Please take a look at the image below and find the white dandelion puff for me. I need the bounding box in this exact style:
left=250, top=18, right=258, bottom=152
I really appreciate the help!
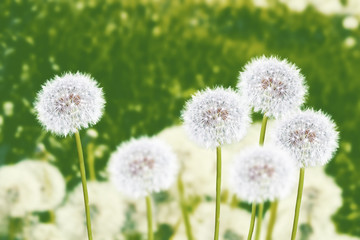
left=56, top=182, right=125, bottom=240
left=238, top=56, right=307, bottom=118
left=181, top=87, right=251, bottom=148
left=0, top=165, right=42, bottom=217
left=274, top=109, right=339, bottom=168
left=108, top=137, right=179, bottom=198
left=34, top=72, right=105, bottom=136
left=229, top=145, right=297, bottom=203
left=16, top=160, right=66, bottom=211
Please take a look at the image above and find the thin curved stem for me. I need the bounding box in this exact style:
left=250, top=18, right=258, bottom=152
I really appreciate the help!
left=74, top=131, right=93, bottom=240
left=265, top=200, right=279, bottom=240
left=146, top=195, right=154, bottom=240
left=214, top=146, right=222, bottom=240
left=291, top=168, right=305, bottom=240
left=255, top=202, right=264, bottom=240
left=178, top=174, right=194, bottom=240
left=247, top=203, right=257, bottom=240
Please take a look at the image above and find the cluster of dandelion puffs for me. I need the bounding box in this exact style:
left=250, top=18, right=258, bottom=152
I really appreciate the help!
left=0, top=55, right=341, bottom=240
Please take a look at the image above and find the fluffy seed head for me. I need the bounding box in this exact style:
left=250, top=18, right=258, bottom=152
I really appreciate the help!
left=274, top=109, right=339, bottom=168
left=108, top=137, right=179, bottom=198
left=229, top=145, right=296, bottom=203
left=34, top=72, right=105, bottom=136
left=181, top=87, right=251, bottom=148
left=238, top=56, right=307, bottom=118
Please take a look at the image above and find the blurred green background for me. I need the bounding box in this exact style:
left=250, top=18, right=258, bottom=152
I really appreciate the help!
left=0, top=0, right=359, bottom=238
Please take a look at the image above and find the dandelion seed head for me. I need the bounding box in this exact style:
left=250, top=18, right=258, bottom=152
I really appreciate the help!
left=25, top=224, right=65, bottom=240
left=108, top=137, right=178, bottom=198
left=34, top=72, right=105, bottom=136
left=229, top=145, right=296, bottom=203
left=274, top=109, right=339, bottom=167
left=181, top=87, right=251, bottom=148
left=238, top=56, right=307, bottom=118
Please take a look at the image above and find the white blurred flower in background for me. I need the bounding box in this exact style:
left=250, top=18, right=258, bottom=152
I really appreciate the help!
left=24, top=223, right=65, bottom=240
left=0, top=165, right=42, bottom=217
left=265, top=167, right=359, bottom=240
left=17, top=160, right=66, bottom=211
left=56, top=182, right=125, bottom=240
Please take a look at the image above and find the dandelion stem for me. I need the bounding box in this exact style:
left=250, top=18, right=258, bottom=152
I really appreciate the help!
left=214, top=146, right=222, bottom=240
left=259, top=116, right=268, bottom=146
left=247, top=203, right=257, bottom=240
left=86, top=143, right=96, bottom=181
left=8, top=217, right=16, bottom=240
left=178, top=174, right=194, bottom=240
left=255, top=202, right=264, bottom=240
left=74, top=131, right=93, bottom=240
left=146, top=195, right=154, bottom=240
left=291, top=168, right=305, bottom=240
left=265, top=200, right=279, bottom=240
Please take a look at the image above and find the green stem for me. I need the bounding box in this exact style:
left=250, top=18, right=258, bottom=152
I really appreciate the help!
left=291, top=168, right=305, bottom=240
left=86, top=143, right=96, bottom=181
left=74, top=131, right=93, bottom=240
left=247, top=203, right=257, bottom=240
left=259, top=116, right=268, bottom=146
left=255, top=203, right=264, bottom=240
left=178, top=174, right=194, bottom=240
left=214, top=146, right=222, bottom=240
left=8, top=217, right=16, bottom=240
left=265, top=200, right=279, bottom=240
left=146, top=195, right=154, bottom=240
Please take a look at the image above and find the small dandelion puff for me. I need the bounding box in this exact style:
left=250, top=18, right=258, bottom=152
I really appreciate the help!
left=34, top=72, right=105, bottom=136
left=229, top=145, right=296, bottom=203
left=0, top=165, right=42, bottom=217
left=16, top=160, right=66, bottom=211
left=238, top=56, right=307, bottom=118
left=181, top=87, right=251, bottom=148
left=274, top=109, right=339, bottom=168
left=108, top=137, right=179, bottom=198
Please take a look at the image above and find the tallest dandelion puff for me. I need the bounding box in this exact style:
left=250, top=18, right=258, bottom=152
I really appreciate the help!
left=182, top=87, right=251, bottom=240
left=34, top=72, right=105, bottom=240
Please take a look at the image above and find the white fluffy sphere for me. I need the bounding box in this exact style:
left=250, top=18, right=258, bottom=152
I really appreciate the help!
left=238, top=56, right=307, bottom=118
left=34, top=72, right=105, bottom=136
left=274, top=109, right=339, bottom=168
left=108, top=137, right=179, bottom=198
left=229, top=145, right=296, bottom=203
left=16, top=160, right=66, bottom=211
left=181, top=87, right=251, bottom=148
